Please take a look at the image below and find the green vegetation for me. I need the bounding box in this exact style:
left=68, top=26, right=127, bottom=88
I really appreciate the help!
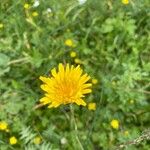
left=0, top=0, right=149, bottom=149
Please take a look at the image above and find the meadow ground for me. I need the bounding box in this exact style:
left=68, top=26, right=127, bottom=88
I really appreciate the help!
left=0, top=0, right=150, bottom=149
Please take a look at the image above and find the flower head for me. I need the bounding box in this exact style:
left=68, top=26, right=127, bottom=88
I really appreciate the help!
left=124, top=130, right=129, bottom=136
left=92, top=79, right=98, bottom=84
left=110, top=119, right=119, bottom=129
left=88, top=102, right=96, bottom=110
left=9, top=136, right=17, bottom=145
left=39, top=63, right=92, bottom=108
left=33, top=136, right=41, bottom=144
left=129, top=99, right=134, bottom=104
left=24, top=3, right=30, bottom=9
left=122, top=0, right=129, bottom=5
left=32, top=11, right=39, bottom=17
left=74, top=58, right=82, bottom=64
left=65, top=39, right=74, bottom=47
left=70, top=51, right=77, bottom=58
left=0, top=23, right=4, bottom=29
left=0, top=121, right=8, bottom=131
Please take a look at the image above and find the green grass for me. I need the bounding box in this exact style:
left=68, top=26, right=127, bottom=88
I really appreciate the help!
left=0, top=0, right=150, bottom=149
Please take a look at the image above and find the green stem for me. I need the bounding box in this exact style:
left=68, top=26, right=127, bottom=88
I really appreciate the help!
left=70, top=104, right=84, bottom=150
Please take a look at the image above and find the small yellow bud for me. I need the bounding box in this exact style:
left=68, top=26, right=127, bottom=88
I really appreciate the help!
left=0, top=121, right=8, bottom=130
left=65, top=39, right=74, bottom=47
left=129, top=100, right=134, bottom=104
left=70, top=51, right=77, bottom=58
left=74, top=58, right=82, bottom=64
left=88, top=103, right=96, bottom=111
left=24, top=3, right=30, bottom=9
left=112, top=81, right=116, bottom=86
left=0, top=23, right=4, bottom=29
left=32, top=11, right=39, bottom=17
left=124, top=130, right=129, bottom=136
left=92, top=79, right=98, bottom=84
left=9, top=136, right=17, bottom=145
left=66, top=29, right=70, bottom=32
left=122, top=0, right=129, bottom=5
left=110, top=119, right=119, bottom=129
left=33, top=136, right=41, bottom=144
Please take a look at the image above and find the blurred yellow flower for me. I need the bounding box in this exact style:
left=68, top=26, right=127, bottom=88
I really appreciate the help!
left=110, top=119, right=119, bottom=129
left=129, top=99, right=134, bottom=104
left=111, top=81, right=116, bottom=86
left=9, top=136, right=17, bottom=145
left=39, top=63, right=92, bottom=108
left=92, top=79, right=98, bottom=84
left=74, top=58, right=82, bottom=64
left=33, top=136, right=41, bottom=144
left=122, top=0, right=129, bottom=5
left=32, top=11, right=39, bottom=17
left=65, top=39, right=74, bottom=47
left=124, top=130, right=129, bottom=136
left=67, top=29, right=70, bottom=32
left=88, top=102, right=96, bottom=110
left=70, top=51, right=77, bottom=58
left=0, top=121, right=8, bottom=130
left=24, top=3, right=30, bottom=9
left=0, top=23, right=4, bottom=29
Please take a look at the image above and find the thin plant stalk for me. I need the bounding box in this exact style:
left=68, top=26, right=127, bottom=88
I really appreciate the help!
left=70, top=104, right=84, bottom=150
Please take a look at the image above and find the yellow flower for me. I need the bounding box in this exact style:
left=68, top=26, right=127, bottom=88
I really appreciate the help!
left=39, top=63, right=92, bottom=108
left=92, top=79, right=98, bottom=84
left=24, top=3, right=30, bottom=9
left=111, top=81, right=116, bottom=86
left=88, top=102, right=96, bottom=110
left=0, top=23, right=4, bottom=29
left=32, top=11, right=39, bottom=17
left=33, top=136, right=41, bottom=144
left=124, top=130, right=129, bottom=136
left=129, top=99, right=134, bottom=104
left=67, top=29, right=70, bottom=32
left=0, top=121, right=8, bottom=130
left=74, top=58, right=82, bottom=64
left=9, top=136, right=17, bottom=145
left=65, top=39, right=74, bottom=47
left=110, top=119, right=119, bottom=129
left=122, top=0, right=129, bottom=5
left=70, top=51, right=77, bottom=58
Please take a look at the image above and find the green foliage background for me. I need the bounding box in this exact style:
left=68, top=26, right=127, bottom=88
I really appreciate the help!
left=0, top=0, right=150, bottom=149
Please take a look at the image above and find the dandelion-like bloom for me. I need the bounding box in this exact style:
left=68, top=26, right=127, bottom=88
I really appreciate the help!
left=0, top=23, right=4, bottom=29
left=88, top=102, right=96, bottom=110
left=9, top=136, right=17, bottom=145
left=32, top=11, right=39, bottom=17
left=24, top=3, right=30, bottom=9
left=0, top=121, right=8, bottom=131
left=33, top=136, right=42, bottom=144
left=122, top=0, right=129, bottom=5
left=92, top=79, right=98, bottom=85
left=70, top=51, right=77, bottom=58
left=65, top=39, right=74, bottom=47
left=39, top=63, right=92, bottom=108
left=110, top=119, right=119, bottom=129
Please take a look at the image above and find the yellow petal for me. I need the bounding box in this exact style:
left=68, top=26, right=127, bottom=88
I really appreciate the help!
left=79, top=74, right=91, bottom=85
left=39, top=76, right=52, bottom=85
left=51, top=68, right=57, bottom=77
left=40, top=97, right=51, bottom=104
left=82, top=89, right=92, bottom=94
left=82, top=83, right=92, bottom=89
left=75, top=99, right=86, bottom=106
